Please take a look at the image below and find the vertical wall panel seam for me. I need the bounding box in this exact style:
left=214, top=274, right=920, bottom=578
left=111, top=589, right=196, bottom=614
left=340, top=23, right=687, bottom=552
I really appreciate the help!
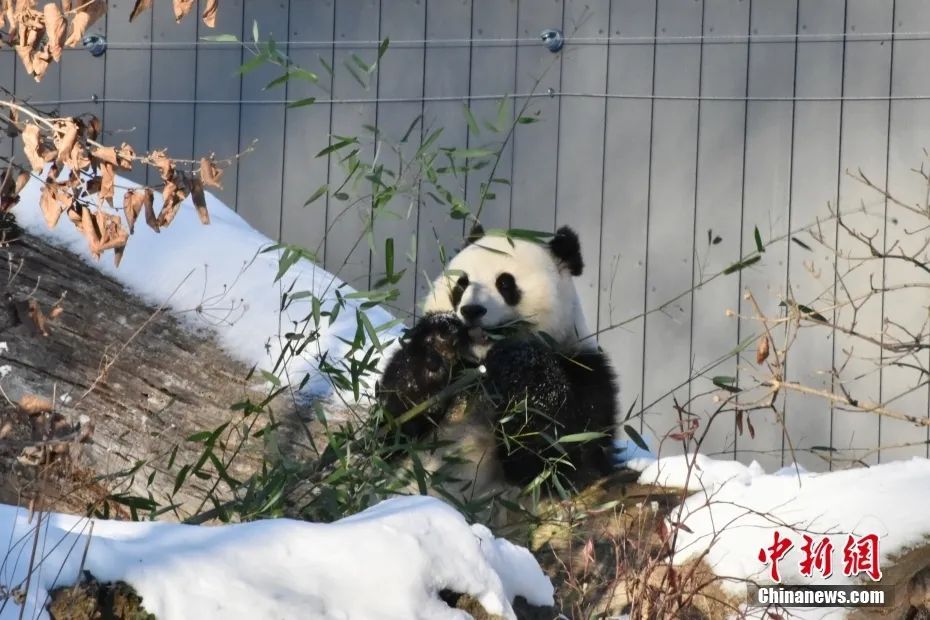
left=411, top=0, right=429, bottom=322
left=234, top=0, right=247, bottom=213
left=594, top=0, right=613, bottom=341
left=463, top=0, right=476, bottom=237
left=551, top=0, right=566, bottom=232
left=507, top=0, right=520, bottom=230
left=191, top=10, right=200, bottom=198
left=367, top=0, right=384, bottom=290
left=638, top=0, right=659, bottom=434
left=323, top=1, right=338, bottom=272
left=781, top=0, right=802, bottom=466
left=144, top=9, right=155, bottom=187
left=276, top=0, right=294, bottom=242
left=100, top=13, right=108, bottom=132
left=686, top=0, right=706, bottom=408
left=877, top=0, right=898, bottom=463
left=829, top=0, right=849, bottom=469
left=733, top=0, right=753, bottom=458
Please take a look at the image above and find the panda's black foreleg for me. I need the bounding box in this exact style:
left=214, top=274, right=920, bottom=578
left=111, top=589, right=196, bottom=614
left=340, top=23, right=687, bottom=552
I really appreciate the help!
left=482, top=339, right=618, bottom=489
left=376, top=312, right=469, bottom=439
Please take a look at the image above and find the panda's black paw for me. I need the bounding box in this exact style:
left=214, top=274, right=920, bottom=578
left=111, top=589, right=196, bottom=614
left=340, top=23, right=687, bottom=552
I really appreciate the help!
left=377, top=312, right=470, bottom=437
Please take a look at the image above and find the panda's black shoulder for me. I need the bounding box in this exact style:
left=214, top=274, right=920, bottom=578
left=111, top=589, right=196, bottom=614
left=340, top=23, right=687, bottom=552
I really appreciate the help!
left=482, top=338, right=618, bottom=486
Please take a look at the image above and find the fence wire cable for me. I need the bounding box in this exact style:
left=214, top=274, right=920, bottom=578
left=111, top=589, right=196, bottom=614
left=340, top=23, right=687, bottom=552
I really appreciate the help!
left=24, top=91, right=930, bottom=107
left=17, top=30, right=930, bottom=49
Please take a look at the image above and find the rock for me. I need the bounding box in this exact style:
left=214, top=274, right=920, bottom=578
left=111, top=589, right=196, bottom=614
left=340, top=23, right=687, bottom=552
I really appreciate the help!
left=47, top=572, right=155, bottom=620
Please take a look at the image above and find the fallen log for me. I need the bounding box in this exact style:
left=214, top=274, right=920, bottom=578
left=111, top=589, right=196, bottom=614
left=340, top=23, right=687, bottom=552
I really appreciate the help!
left=0, top=216, right=281, bottom=518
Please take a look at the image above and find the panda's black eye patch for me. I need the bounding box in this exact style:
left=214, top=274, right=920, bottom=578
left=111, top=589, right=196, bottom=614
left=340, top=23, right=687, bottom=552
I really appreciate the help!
left=496, top=272, right=521, bottom=306
left=450, top=274, right=469, bottom=309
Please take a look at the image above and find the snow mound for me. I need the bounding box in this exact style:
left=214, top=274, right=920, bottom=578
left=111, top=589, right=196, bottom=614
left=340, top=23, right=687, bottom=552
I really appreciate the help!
left=641, top=454, right=930, bottom=599
left=0, top=496, right=552, bottom=620
left=15, top=173, right=403, bottom=399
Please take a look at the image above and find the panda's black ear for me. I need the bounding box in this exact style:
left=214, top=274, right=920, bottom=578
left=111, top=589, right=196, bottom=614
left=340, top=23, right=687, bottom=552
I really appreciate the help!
left=549, top=226, right=584, bottom=276
left=464, top=222, right=485, bottom=247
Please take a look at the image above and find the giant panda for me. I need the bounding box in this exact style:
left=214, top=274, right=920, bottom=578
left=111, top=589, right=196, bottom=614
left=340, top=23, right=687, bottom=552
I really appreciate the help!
left=376, top=224, right=618, bottom=518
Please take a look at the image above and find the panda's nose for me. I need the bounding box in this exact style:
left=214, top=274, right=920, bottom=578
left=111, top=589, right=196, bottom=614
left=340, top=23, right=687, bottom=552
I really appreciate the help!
left=460, top=304, right=487, bottom=323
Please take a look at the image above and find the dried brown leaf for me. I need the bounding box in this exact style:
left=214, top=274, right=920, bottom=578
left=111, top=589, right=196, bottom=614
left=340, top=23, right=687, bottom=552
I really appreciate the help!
left=173, top=0, right=195, bottom=22
left=65, top=0, right=106, bottom=47
left=755, top=335, right=770, bottom=365
left=14, top=170, right=29, bottom=193
left=4, top=107, right=18, bottom=135
left=112, top=244, right=125, bottom=267
left=201, top=0, right=217, bottom=27
left=39, top=182, right=63, bottom=228
left=158, top=180, right=181, bottom=227
left=190, top=177, right=210, bottom=224
left=65, top=205, right=80, bottom=225
left=29, top=47, right=51, bottom=81
left=79, top=204, right=102, bottom=258
left=123, top=189, right=143, bottom=234
left=49, top=306, right=64, bottom=320
left=53, top=120, right=79, bottom=164
left=0, top=167, right=18, bottom=212
left=199, top=156, right=223, bottom=189
left=116, top=142, right=135, bottom=170
left=100, top=227, right=128, bottom=253
left=0, top=195, right=18, bottom=213
left=83, top=115, right=101, bottom=141
left=98, top=160, right=115, bottom=205
left=66, top=142, right=91, bottom=170
left=12, top=7, right=42, bottom=75
left=21, top=124, right=45, bottom=171
left=148, top=149, right=174, bottom=181
left=18, top=394, right=52, bottom=415
left=26, top=298, right=49, bottom=337
left=142, top=187, right=159, bottom=233
left=91, top=145, right=118, bottom=166
left=129, top=0, right=152, bottom=22
left=43, top=2, right=66, bottom=61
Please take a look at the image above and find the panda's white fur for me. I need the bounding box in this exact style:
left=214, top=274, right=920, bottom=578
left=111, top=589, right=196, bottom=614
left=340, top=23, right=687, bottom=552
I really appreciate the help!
left=422, top=234, right=594, bottom=354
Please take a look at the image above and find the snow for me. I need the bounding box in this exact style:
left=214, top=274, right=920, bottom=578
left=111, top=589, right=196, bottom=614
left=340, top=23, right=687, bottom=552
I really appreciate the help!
left=0, top=495, right=552, bottom=620
left=15, top=173, right=403, bottom=399
left=639, top=453, right=930, bottom=617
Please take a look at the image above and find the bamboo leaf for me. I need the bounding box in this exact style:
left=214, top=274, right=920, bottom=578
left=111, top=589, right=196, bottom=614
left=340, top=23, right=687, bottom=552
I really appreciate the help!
left=622, top=425, right=650, bottom=452
left=304, top=184, right=328, bottom=206
left=722, top=255, right=761, bottom=275
left=559, top=431, right=608, bottom=444
left=462, top=104, right=480, bottom=136
left=711, top=375, right=741, bottom=393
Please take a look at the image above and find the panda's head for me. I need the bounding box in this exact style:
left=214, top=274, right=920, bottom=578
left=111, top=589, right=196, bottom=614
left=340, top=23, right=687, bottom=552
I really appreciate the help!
left=423, top=224, right=592, bottom=356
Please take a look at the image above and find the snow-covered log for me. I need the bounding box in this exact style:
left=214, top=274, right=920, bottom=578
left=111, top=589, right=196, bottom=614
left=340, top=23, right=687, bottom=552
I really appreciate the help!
left=0, top=221, right=267, bottom=516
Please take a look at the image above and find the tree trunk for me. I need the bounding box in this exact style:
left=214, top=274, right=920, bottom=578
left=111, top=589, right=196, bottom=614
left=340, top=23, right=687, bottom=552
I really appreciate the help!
left=0, top=219, right=284, bottom=519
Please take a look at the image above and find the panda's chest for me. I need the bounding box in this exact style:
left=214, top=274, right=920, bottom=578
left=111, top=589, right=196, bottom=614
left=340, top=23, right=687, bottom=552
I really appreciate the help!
left=421, top=395, right=508, bottom=500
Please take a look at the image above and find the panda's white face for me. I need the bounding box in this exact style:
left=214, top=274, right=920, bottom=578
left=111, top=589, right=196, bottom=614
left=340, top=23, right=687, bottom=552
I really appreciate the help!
left=422, top=232, right=592, bottom=356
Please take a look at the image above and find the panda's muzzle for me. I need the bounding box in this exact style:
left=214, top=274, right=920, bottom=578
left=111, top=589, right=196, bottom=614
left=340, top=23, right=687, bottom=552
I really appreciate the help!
left=460, top=304, right=487, bottom=323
